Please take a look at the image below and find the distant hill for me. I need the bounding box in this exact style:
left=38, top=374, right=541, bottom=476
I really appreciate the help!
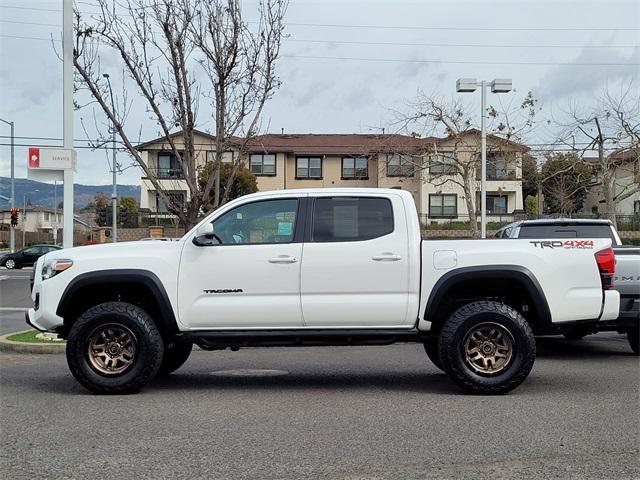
left=0, top=177, right=140, bottom=209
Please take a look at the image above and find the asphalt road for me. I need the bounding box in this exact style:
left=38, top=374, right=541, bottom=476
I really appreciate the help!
left=1, top=334, right=638, bottom=479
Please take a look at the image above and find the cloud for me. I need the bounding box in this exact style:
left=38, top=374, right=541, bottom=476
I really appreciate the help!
left=537, top=46, right=639, bottom=103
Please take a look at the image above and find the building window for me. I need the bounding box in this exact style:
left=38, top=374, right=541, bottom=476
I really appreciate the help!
left=486, top=195, right=508, bottom=214
left=387, top=154, right=415, bottom=177
left=206, top=151, right=235, bottom=164
left=296, top=157, right=322, bottom=179
left=312, top=197, right=394, bottom=242
left=429, top=152, right=457, bottom=175
left=429, top=194, right=457, bottom=217
left=249, top=154, right=276, bottom=176
left=156, top=191, right=185, bottom=213
left=634, top=200, right=640, bottom=215
left=342, top=157, right=368, bottom=179
left=156, top=152, right=183, bottom=178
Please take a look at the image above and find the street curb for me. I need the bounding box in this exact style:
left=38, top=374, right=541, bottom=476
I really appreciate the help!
left=0, top=330, right=66, bottom=354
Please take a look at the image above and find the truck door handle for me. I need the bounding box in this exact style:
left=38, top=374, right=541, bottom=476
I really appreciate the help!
left=268, top=255, right=298, bottom=264
left=372, top=253, right=402, bottom=262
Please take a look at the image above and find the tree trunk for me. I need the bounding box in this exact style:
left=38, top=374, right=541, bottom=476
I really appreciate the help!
left=463, top=172, right=479, bottom=238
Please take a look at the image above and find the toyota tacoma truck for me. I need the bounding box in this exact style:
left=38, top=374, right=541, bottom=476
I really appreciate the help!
left=495, top=219, right=639, bottom=353
left=27, top=189, right=620, bottom=395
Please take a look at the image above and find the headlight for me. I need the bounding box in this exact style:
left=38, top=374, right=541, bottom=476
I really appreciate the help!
left=42, top=259, right=73, bottom=280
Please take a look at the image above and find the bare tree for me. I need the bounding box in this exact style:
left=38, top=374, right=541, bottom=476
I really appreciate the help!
left=73, top=0, right=287, bottom=228
left=555, top=84, right=640, bottom=227
left=392, top=91, right=538, bottom=237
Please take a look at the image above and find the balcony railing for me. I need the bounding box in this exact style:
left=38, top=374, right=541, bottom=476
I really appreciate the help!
left=146, top=167, right=184, bottom=179
left=476, top=168, right=518, bottom=181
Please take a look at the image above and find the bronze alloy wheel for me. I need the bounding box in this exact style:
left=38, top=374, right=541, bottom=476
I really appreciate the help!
left=463, top=322, right=514, bottom=375
left=87, top=324, right=137, bottom=376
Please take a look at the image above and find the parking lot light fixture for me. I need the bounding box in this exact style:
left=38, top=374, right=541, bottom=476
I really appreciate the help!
left=456, top=77, right=513, bottom=238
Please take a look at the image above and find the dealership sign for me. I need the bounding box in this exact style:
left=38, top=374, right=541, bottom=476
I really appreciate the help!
left=28, top=147, right=76, bottom=170
left=27, top=147, right=77, bottom=182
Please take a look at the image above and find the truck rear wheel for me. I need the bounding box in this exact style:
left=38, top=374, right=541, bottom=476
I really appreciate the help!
left=628, top=328, right=639, bottom=355
left=438, top=301, right=536, bottom=395
left=66, top=302, right=164, bottom=394
left=158, top=340, right=193, bottom=375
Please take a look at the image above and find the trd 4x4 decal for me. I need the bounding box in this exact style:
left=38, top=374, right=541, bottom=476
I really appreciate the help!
left=529, top=240, right=594, bottom=249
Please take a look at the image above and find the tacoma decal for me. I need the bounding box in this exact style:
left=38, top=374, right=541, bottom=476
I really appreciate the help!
left=529, top=240, right=594, bottom=249
left=204, top=288, right=244, bottom=294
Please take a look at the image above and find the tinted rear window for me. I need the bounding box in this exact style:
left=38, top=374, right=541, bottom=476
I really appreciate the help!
left=312, top=197, right=394, bottom=242
left=518, top=224, right=615, bottom=241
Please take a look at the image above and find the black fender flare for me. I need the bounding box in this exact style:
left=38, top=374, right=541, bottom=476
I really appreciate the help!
left=423, top=265, right=552, bottom=329
left=56, top=269, right=179, bottom=333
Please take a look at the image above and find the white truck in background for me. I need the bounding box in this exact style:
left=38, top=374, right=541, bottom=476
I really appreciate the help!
left=28, top=189, right=619, bottom=395
left=496, top=219, right=639, bottom=353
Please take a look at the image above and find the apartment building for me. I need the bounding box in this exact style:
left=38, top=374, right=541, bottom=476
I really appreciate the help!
left=420, top=130, right=527, bottom=222
left=136, top=130, right=527, bottom=221
left=582, top=148, right=640, bottom=216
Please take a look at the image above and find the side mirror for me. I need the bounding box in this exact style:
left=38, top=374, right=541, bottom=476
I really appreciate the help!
left=192, top=223, right=218, bottom=246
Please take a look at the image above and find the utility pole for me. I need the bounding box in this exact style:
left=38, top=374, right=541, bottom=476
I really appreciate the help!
left=62, top=0, right=74, bottom=248
left=0, top=118, right=14, bottom=252
left=103, top=73, right=118, bottom=242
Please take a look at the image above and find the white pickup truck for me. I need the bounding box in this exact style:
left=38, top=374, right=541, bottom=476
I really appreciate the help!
left=28, top=189, right=620, bottom=395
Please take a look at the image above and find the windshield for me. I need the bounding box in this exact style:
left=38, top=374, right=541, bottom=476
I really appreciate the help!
left=518, top=224, right=617, bottom=243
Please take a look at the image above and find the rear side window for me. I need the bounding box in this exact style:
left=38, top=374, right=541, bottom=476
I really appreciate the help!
left=518, top=224, right=616, bottom=241
left=312, top=197, right=394, bottom=242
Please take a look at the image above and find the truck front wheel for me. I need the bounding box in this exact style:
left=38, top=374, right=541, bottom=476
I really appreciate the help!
left=158, top=340, right=193, bottom=375
left=423, top=338, right=444, bottom=372
left=438, top=301, right=536, bottom=395
left=66, top=302, right=164, bottom=394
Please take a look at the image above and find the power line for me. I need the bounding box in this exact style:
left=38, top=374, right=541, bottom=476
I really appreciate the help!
left=282, top=54, right=640, bottom=67
left=287, top=38, right=640, bottom=49
left=0, top=19, right=60, bottom=27
left=283, top=21, right=640, bottom=32
left=1, top=5, right=637, bottom=31
left=2, top=34, right=637, bottom=66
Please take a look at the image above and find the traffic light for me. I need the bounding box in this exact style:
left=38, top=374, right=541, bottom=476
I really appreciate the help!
left=10, top=208, right=19, bottom=227
left=97, top=207, right=108, bottom=226
left=119, top=205, right=128, bottom=225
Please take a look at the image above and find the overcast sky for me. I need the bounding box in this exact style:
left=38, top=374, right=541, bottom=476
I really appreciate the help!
left=0, top=0, right=638, bottom=186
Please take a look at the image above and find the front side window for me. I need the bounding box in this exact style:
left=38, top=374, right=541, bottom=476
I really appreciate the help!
left=342, top=157, right=368, bottom=179
left=250, top=154, right=276, bottom=176
left=387, top=154, right=415, bottom=177
left=211, top=199, right=298, bottom=245
left=429, top=194, right=457, bottom=217
left=312, top=197, right=394, bottom=242
left=296, top=157, right=322, bottom=179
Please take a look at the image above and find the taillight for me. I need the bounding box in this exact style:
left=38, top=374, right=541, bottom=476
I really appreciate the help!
left=595, top=247, right=615, bottom=290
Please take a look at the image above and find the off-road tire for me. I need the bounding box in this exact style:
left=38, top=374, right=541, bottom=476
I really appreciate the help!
left=438, top=300, right=536, bottom=395
left=628, top=328, right=639, bottom=356
left=158, top=340, right=193, bottom=375
left=423, top=338, right=444, bottom=372
left=66, top=302, right=164, bottom=394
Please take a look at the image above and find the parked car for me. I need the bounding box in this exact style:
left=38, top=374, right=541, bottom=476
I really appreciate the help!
left=0, top=245, right=62, bottom=269
left=495, top=219, right=639, bottom=354
left=28, top=189, right=619, bottom=395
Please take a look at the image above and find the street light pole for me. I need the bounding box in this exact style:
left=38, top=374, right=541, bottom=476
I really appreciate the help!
left=0, top=117, right=15, bottom=252
left=480, top=80, right=487, bottom=239
left=103, top=73, right=118, bottom=242
left=456, top=78, right=513, bottom=238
